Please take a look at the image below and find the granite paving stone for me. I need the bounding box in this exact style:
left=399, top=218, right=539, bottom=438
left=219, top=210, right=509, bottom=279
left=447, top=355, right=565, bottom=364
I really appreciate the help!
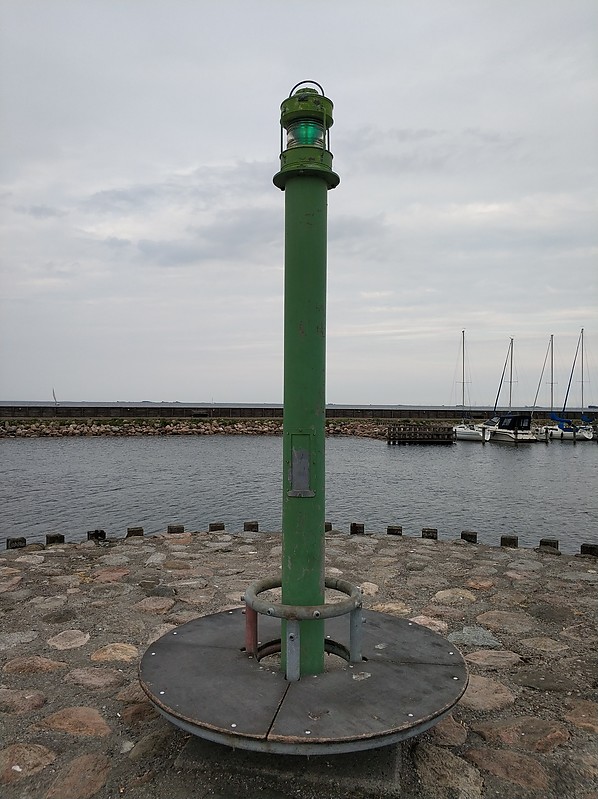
left=432, top=587, right=477, bottom=604
left=2, top=655, right=68, bottom=674
left=472, top=716, right=570, bottom=752
left=428, top=714, right=468, bottom=746
left=370, top=600, right=411, bottom=615
left=409, top=614, right=448, bottom=634
left=465, top=747, right=550, bottom=791
left=34, top=706, right=112, bottom=737
left=448, top=625, right=502, bottom=648
left=128, top=730, right=171, bottom=762
left=414, top=743, right=484, bottom=798
left=0, top=687, right=47, bottom=714
left=0, top=576, right=23, bottom=593
left=89, top=643, right=138, bottom=662
left=45, top=752, right=111, bottom=799
left=92, top=567, right=131, bottom=583
left=65, top=667, right=125, bottom=690
left=459, top=674, right=516, bottom=711
left=511, top=668, right=579, bottom=692
left=46, top=629, right=90, bottom=650
left=132, top=596, right=176, bottom=614
left=0, top=743, right=56, bottom=785
left=475, top=609, right=538, bottom=633
left=564, top=700, right=598, bottom=733
left=520, top=636, right=570, bottom=654
left=464, top=577, right=495, bottom=590
left=464, top=650, right=522, bottom=668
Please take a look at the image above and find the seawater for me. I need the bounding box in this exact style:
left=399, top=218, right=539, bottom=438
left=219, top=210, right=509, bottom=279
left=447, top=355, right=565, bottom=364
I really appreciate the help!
left=1, top=435, right=597, bottom=553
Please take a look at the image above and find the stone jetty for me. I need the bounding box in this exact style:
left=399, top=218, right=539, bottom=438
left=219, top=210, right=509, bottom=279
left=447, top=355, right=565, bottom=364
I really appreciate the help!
left=1, top=530, right=596, bottom=799
left=0, top=418, right=388, bottom=439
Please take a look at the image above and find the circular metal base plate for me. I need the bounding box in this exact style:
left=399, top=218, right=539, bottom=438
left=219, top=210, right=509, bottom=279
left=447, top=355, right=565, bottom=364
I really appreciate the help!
left=139, top=609, right=468, bottom=755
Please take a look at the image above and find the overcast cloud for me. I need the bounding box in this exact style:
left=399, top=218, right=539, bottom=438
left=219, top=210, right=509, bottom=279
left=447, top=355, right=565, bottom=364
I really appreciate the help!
left=1, top=0, right=596, bottom=407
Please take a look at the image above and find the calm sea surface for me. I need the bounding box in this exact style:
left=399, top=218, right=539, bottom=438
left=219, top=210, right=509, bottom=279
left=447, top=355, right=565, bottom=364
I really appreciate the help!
left=1, top=436, right=597, bottom=553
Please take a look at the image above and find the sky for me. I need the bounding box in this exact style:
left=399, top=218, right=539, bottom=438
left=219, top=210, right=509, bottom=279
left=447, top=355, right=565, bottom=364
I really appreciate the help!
left=1, top=0, right=597, bottom=408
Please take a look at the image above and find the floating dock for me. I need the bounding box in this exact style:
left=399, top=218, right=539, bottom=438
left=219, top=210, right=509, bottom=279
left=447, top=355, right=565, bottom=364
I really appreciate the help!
left=387, top=424, right=454, bottom=444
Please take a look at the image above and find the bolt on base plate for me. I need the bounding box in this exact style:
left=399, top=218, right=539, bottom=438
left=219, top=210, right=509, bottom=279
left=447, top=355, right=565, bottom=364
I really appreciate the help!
left=139, top=608, right=468, bottom=755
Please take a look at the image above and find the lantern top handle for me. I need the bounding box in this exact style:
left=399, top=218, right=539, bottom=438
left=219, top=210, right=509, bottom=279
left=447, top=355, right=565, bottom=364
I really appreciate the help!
left=288, top=80, right=325, bottom=98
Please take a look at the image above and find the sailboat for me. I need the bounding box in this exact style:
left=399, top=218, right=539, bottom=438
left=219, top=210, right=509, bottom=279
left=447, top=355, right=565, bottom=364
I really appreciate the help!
left=541, top=329, right=593, bottom=441
left=530, top=334, right=557, bottom=441
left=480, top=338, right=538, bottom=443
left=452, top=331, right=484, bottom=441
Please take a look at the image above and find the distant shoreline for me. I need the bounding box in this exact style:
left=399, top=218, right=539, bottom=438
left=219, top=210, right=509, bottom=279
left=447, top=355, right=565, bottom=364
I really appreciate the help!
left=0, top=402, right=565, bottom=425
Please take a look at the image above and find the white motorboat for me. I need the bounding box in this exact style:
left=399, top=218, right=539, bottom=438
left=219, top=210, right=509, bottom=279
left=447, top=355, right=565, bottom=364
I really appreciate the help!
left=453, top=422, right=485, bottom=441
left=481, top=412, right=539, bottom=443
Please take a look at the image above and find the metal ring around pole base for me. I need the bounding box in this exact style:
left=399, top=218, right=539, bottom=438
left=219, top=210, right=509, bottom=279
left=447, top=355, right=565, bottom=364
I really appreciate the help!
left=244, top=575, right=362, bottom=621
left=244, top=575, right=363, bottom=678
left=139, top=608, right=468, bottom=756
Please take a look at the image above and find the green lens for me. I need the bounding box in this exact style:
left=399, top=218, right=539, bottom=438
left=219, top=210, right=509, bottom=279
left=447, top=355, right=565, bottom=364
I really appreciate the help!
left=287, top=119, right=324, bottom=149
left=294, top=121, right=320, bottom=145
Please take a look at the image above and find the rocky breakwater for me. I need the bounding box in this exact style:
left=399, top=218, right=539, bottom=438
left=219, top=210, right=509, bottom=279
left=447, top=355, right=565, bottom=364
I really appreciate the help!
left=1, top=530, right=597, bottom=798
left=0, top=418, right=388, bottom=439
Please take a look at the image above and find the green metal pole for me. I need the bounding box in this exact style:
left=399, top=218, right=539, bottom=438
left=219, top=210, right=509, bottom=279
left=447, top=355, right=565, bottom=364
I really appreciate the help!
left=281, top=174, right=327, bottom=675
left=274, top=83, right=339, bottom=676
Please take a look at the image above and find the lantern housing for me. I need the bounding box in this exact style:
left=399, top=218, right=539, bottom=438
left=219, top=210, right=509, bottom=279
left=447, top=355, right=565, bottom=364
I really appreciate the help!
left=273, top=81, right=339, bottom=190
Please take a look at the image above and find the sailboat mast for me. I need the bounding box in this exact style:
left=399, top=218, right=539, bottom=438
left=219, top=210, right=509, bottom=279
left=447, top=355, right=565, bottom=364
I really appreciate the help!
left=533, top=335, right=551, bottom=410
left=461, top=329, right=465, bottom=408
left=581, top=328, right=584, bottom=411
left=550, top=334, right=554, bottom=412
left=493, top=339, right=512, bottom=414
left=562, top=328, right=582, bottom=415
left=508, top=338, right=513, bottom=409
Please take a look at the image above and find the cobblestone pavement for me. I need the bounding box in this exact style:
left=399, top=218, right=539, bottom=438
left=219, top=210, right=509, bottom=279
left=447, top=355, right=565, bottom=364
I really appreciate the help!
left=1, top=530, right=597, bottom=798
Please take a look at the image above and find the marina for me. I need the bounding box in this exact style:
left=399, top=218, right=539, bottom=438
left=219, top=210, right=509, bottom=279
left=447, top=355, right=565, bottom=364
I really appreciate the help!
left=452, top=328, right=596, bottom=443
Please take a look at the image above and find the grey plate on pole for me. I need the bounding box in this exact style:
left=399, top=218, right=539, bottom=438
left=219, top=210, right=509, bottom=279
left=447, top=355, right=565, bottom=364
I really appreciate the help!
left=139, top=608, right=468, bottom=755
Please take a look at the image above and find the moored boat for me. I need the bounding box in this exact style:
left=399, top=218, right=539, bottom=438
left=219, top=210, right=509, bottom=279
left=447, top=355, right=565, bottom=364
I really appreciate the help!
left=544, top=422, right=593, bottom=441
left=539, top=329, right=594, bottom=442
left=452, top=330, right=484, bottom=442
left=482, top=339, right=538, bottom=443
left=454, top=422, right=485, bottom=441
left=481, top=412, right=539, bottom=443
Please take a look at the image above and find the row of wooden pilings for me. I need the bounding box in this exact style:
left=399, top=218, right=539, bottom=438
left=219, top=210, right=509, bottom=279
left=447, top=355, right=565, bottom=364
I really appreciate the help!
left=4, top=523, right=597, bottom=557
